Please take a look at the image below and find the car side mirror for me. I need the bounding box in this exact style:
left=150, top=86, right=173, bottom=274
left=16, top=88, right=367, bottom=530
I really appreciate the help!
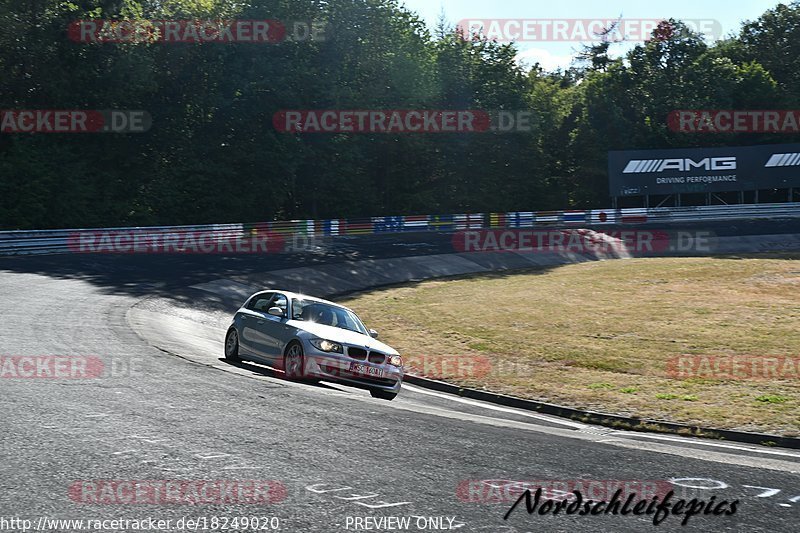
left=267, top=306, right=285, bottom=317
left=369, top=329, right=379, bottom=338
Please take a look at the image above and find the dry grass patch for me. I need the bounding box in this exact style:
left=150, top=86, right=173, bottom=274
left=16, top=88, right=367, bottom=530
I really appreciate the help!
left=341, top=256, right=800, bottom=435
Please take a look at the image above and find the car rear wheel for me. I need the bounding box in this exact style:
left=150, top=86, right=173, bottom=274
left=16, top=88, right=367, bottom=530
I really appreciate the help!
left=370, top=389, right=397, bottom=401
left=224, top=329, right=240, bottom=361
left=283, top=342, right=305, bottom=380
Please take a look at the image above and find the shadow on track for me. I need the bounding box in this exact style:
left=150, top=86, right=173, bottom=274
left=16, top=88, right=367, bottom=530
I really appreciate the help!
left=218, top=358, right=342, bottom=392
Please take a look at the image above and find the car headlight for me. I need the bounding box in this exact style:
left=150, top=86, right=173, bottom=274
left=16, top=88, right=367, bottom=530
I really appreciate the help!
left=309, top=338, right=343, bottom=353
left=388, top=355, right=403, bottom=367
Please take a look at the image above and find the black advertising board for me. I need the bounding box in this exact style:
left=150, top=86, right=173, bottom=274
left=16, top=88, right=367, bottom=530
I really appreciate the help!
left=608, top=143, right=800, bottom=197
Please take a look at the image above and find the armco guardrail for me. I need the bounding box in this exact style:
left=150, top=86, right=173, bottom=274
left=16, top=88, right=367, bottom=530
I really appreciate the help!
left=1, top=203, right=799, bottom=256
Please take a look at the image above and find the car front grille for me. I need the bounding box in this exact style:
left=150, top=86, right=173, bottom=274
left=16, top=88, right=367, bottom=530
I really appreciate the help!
left=345, top=347, right=386, bottom=364
left=348, top=347, right=367, bottom=360
left=368, top=352, right=386, bottom=364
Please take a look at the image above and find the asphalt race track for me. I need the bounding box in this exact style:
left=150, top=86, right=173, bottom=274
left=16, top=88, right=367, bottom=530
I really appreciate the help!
left=1, top=222, right=800, bottom=533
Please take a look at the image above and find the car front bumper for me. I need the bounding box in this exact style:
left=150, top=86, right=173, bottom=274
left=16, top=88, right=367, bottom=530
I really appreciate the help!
left=302, top=344, right=403, bottom=393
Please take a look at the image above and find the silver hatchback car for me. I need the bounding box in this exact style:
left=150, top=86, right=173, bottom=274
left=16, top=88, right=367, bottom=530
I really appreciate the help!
left=224, top=290, right=403, bottom=400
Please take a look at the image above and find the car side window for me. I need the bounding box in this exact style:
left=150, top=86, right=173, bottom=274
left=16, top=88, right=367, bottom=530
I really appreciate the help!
left=247, top=292, right=274, bottom=312
left=269, top=294, right=288, bottom=313
left=292, top=298, right=306, bottom=319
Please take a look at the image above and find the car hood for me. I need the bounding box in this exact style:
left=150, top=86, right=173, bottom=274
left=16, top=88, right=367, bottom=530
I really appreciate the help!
left=288, top=320, right=399, bottom=355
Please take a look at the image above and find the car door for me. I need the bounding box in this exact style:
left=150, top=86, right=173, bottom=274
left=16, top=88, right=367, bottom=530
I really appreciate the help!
left=252, top=293, right=289, bottom=363
left=239, top=292, right=274, bottom=360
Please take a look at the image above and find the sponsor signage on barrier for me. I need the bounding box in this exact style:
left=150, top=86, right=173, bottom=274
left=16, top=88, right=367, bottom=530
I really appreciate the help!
left=428, top=214, right=455, bottom=231
left=563, top=210, right=586, bottom=224
left=608, top=143, right=800, bottom=196
left=506, top=212, right=535, bottom=228
left=455, top=213, right=484, bottom=230
left=535, top=211, right=560, bottom=225
left=619, top=208, right=648, bottom=224
left=3, top=204, right=800, bottom=256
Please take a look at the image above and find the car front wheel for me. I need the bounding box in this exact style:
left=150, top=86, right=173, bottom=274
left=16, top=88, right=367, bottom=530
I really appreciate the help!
left=283, top=342, right=305, bottom=380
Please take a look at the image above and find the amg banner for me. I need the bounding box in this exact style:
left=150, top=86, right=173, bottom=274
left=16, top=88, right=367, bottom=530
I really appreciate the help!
left=608, top=143, right=800, bottom=197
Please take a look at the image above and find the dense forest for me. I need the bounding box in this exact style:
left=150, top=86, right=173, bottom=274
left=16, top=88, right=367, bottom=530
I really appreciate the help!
left=1, top=0, right=800, bottom=229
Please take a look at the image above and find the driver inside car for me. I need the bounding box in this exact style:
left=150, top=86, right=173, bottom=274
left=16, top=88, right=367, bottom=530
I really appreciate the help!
left=317, top=308, right=335, bottom=326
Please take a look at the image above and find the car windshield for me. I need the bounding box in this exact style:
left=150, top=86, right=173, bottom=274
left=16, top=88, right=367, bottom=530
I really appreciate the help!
left=291, top=299, right=369, bottom=335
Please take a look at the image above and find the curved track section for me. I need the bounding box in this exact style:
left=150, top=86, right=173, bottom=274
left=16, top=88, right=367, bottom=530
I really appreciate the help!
left=2, top=224, right=800, bottom=532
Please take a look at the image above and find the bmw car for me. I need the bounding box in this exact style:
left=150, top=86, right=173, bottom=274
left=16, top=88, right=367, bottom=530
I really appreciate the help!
left=224, top=290, right=403, bottom=400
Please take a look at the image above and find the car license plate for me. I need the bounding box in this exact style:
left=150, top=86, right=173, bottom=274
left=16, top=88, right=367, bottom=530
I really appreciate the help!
left=349, top=362, right=384, bottom=377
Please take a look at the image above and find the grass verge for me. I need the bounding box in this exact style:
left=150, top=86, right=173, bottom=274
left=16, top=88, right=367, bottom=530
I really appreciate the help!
left=341, top=256, right=800, bottom=435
